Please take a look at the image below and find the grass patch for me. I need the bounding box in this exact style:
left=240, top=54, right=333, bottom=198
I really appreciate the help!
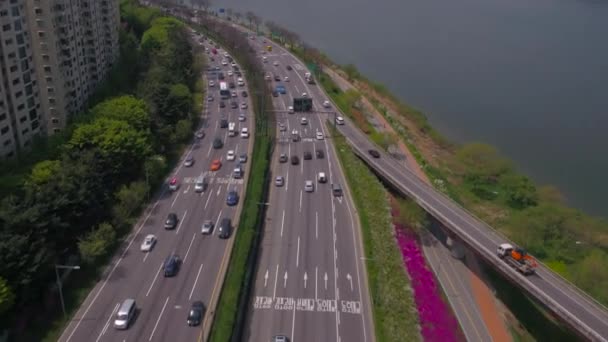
left=332, top=130, right=420, bottom=342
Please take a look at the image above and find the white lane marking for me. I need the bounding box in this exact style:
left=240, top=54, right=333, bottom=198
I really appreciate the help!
left=273, top=264, right=279, bottom=299
left=217, top=184, right=222, bottom=196
left=285, top=168, right=289, bottom=192
left=204, top=190, right=212, bottom=209
left=347, top=274, right=353, bottom=291
left=63, top=186, right=165, bottom=342
left=324, top=272, right=328, bottom=290
left=175, top=210, right=188, bottom=235
left=299, top=190, right=302, bottom=213
left=146, top=263, right=164, bottom=297
left=291, top=302, right=296, bottom=342
left=183, top=233, right=196, bottom=262
left=316, top=211, right=319, bottom=240
left=304, top=272, right=308, bottom=289
left=213, top=210, right=223, bottom=236
left=171, top=190, right=181, bottom=208
left=280, top=210, right=285, bottom=237
left=189, top=263, right=204, bottom=300
left=296, top=236, right=300, bottom=268
left=294, top=84, right=300, bottom=94
left=264, top=269, right=269, bottom=288
left=96, top=303, right=119, bottom=342
left=315, top=267, right=318, bottom=300
left=143, top=249, right=150, bottom=263
left=207, top=142, right=213, bottom=157
left=284, top=271, right=288, bottom=288
left=148, top=296, right=170, bottom=341
left=300, top=154, right=304, bottom=174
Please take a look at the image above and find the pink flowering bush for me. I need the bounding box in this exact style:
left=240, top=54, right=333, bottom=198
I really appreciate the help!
left=393, top=210, right=460, bottom=342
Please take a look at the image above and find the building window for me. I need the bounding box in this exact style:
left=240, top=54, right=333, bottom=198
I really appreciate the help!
left=23, top=72, right=30, bottom=84
left=35, top=8, right=42, bottom=15
left=15, top=33, right=23, bottom=45
left=0, top=113, right=6, bottom=121
left=0, top=10, right=8, bottom=17
left=44, top=66, right=51, bottom=73
left=31, top=120, right=39, bottom=130
left=29, top=109, right=37, bottom=120
left=17, top=104, right=25, bottom=110
left=5, top=38, right=13, bottom=45
left=9, top=65, right=17, bottom=72
left=12, top=78, right=20, bottom=85
left=2, top=24, right=10, bottom=31
left=25, top=84, right=32, bottom=96
left=51, top=117, right=59, bottom=124
left=18, top=46, right=26, bottom=59
left=6, top=151, right=14, bottom=158
left=42, top=54, right=50, bottom=61
left=27, top=97, right=35, bottom=108
left=11, top=6, right=19, bottom=17
left=1, top=126, right=9, bottom=135
left=21, top=59, right=29, bottom=71
left=13, top=20, right=21, bottom=31
left=19, top=116, right=26, bottom=123
left=15, top=91, right=22, bottom=98
left=21, top=128, right=29, bottom=135
left=47, top=87, right=54, bottom=94
left=3, top=140, right=11, bottom=147
left=53, top=128, right=61, bottom=134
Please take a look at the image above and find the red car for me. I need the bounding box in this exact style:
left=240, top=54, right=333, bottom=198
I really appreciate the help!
left=169, top=177, right=179, bottom=191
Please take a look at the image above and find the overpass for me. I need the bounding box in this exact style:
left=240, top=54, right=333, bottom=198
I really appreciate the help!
left=335, top=119, right=608, bottom=342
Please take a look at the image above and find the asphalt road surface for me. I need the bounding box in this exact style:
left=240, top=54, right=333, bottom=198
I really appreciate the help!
left=243, top=36, right=374, bottom=342
left=58, top=35, right=254, bottom=342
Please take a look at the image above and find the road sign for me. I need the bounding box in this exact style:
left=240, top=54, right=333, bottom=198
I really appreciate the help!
left=219, top=8, right=225, bottom=13
left=293, top=98, right=313, bottom=112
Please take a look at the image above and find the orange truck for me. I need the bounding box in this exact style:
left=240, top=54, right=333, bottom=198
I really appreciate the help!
left=497, top=243, right=537, bottom=275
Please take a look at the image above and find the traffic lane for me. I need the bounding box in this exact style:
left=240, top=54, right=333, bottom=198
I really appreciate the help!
left=340, top=121, right=608, bottom=337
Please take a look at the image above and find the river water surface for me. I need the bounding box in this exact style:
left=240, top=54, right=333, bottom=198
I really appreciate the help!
left=190, top=0, right=608, bottom=218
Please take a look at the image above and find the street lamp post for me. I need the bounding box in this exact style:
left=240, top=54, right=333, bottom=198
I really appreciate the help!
left=55, top=264, right=81, bottom=318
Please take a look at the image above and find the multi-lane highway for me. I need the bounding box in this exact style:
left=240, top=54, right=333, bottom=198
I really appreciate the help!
left=243, top=36, right=374, bottom=342
left=59, top=34, right=254, bottom=342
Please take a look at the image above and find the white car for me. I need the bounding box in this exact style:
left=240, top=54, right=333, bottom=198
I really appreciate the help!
left=241, top=103, right=248, bottom=109
left=222, top=60, right=228, bottom=66
left=275, top=176, right=285, bottom=187
left=335, top=116, right=345, bottom=125
left=284, top=76, right=289, bottom=82
left=231, top=91, right=237, bottom=98
left=227, top=150, right=235, bottom=161
left=263, top=56, right=268, bottom=62
left=316, top=131, right=324, bottom=140
left=301, top=117, right=308, bottom=125
left=231, top=62, right=237, bottom=68
left=304, top=180, right=314, bottom=192
left=209, top=80, right=215, bottom=87
left=302, top=92, right=308, bottom=98
left=140, top=234, right=157, bottom=252
left=237, top=78, right=244, bottom=86
left=323, top=100, right=331, bottom=108
left=223, top=52, right=229, bottom=58
left=227, top=70, right=233, bottom=76
left=278, top=123, right=286, bottom=131
left=265, top=74, right=271, bottom=80
left=288, top=106, right=294, bottom=114
left=201, top=220, right=213, bottom=234
left=273, top=61, right=279, bottom=66
left=241, top=127, right=250, bottom=138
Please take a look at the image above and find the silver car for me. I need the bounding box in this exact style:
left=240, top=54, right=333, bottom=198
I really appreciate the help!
left=304, top=180, right=314, bottom=192
left=184, top=155, right=194, bottom=167
left=275, top=176, right=285, bottom=187
left=201, top=220, right=213, bottom=234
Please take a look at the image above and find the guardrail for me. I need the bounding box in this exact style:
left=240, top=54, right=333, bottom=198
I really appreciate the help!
left=346, top=135, right=607, bottom=342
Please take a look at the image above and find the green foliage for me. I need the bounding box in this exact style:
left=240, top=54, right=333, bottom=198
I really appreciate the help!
left=343, top=63, right=361, bottom=81
left=78, top=223, right=117, bottom=264
left=120, top=0, right=162, bottom=38
left=396, top=197, right=428, bottom=232
left=499, top=173, right=538, bottom=209
left=456, top=143, right=512, bottom=183
left=165, top=84, right=193, bottom=121
left=27, top=160, right=61, bottom=189
left=174, top=119, right=193, bottom=143
left=144, top=155, right=168, bottom=186
left=0, top=277, right=15, bottom=315
left=112, top=181, right=149, bottom=227
left=91, top=96, right=151, bottom=131
left=572, top=250, right=608, bottom=304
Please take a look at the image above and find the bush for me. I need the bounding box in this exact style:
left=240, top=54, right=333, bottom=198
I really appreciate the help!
left=78, top=223, right=117, bottom=264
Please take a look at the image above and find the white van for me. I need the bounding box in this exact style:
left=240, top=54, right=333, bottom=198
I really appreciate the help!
left=335, top=116, right=345, bottom=125
left=228, top=122, right=236, bottom=137
left=240, top=127, right=249, bottom=138
left=288, top=106, right=294, bottom=114
left=114, top=299, right=136, bottom=330
left=318, top=172, right=327, bottom=183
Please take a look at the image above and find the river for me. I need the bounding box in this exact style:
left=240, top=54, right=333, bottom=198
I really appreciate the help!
left=186, top=0, right=608, bottom=218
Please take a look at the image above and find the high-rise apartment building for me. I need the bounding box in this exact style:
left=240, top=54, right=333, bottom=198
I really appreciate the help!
left=0, top=0, right=120, bottom=159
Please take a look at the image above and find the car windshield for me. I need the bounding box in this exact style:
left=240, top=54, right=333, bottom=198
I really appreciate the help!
left=117, top=313, right=128, bottom=320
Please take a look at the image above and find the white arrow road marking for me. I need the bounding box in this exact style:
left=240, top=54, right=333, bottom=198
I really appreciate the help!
left=304, top=272, right=308, bottom=289
left=347, top=273, right=353, bottom=291
left=264, top=269, right=269, bottom=288
left=324, top=272, right=328, bottom=290
left=284, top=271, right=288, bottom=288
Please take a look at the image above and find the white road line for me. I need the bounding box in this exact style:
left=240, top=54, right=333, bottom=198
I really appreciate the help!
left=280, top=210, right=285, bottom=237
left=300, top=154, right=304, bottom=174
left=273, top=264, right=279, bottom=299
left=171, top=190, right=181, bottom=208
left=296, top=236, right=300, bottom=268
left=146, top=262, right=164, bottom=297
left=175, top=210, right=188, bottom=235
left=204, top=190, right=212, bottom=209
left=207, top=142, right=213, bottom=157
left=299, top=190, right=302, bottom=213
left=315, top=267, right=319, bottom=300
left=285, top=168, right=289, bottom=192
left=217, top=185, right=222, bottom=196
left=189, top=263, right=204, bottom=300
left=96, top=303, right=119, bottom=342
left=143, top=250, right=149, bottom=263
left=291, top=303, right=296, bottom=342
left=148, top=296, right=170, bottom=341
left=184, top=185, right=190, bottom=194
left=213, top=210, right=223, bottom=236
left=183, top=233, right=196, bottom=262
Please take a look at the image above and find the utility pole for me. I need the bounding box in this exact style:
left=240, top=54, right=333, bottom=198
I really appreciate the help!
left=55, top=264, right=81, bottom=318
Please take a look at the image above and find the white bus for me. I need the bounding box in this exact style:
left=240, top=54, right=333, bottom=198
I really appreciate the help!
left=228, top=122, right=236, bottom=136
left=219, top=81, right=230, bottom=99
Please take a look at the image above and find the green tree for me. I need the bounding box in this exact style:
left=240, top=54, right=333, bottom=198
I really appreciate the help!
left=78, top=223, right=117, bottom=264
left=27, top=160, right=61, bottom=189
left=112, top=181, right=148, bottom=227
left=165, top=84, right=193, bottom=121
left=456, top=143, right=512, bottom=183
left=343, top=64, right=360, bottom=81
left=396, top=198, right=428, bottom=232
left=175, top=119, right=193, bottom=143
left=144, top=155, right=167, bottom=186
left=0, top=277, right=15, bottom=315
left=572, top=250, right=608, bottom=304
left=91, top=96, right=150, bottom=131
left=500, top=173, right=538, bottom=209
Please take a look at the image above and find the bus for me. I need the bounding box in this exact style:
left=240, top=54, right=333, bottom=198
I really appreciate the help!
left=219, top=82, right=230, bottom=99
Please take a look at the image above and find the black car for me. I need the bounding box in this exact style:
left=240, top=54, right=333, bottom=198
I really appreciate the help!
left=213, top=137, right=223, bottom=149
left=286, top=65, right=292, bottom=71
left=163, top=254, right=180, bottom=277
left=274, top=75, right=281, bottom=82
left=303, top=151, right=312, bottom=160
left=368, top=149, right=381, bottom=158
left=316, top=149, right=324, bottom=159
left=218, top=218, right=231, bottom=239
left=229, top=82, right=235, bottom=89
left=291, top=156, right=300, bottom=165
left=220, top=119, right=228, bottom=128
left=187, top=301, right=205, bottom=326
left=219, top=101, right=226, bottom=108
left=235, top=71, right=242, bottom=77
left=218, top=72, right=224, bottom=80
left=241, top=91, right=248, bottom=97
left=272, top=91, right=279, bottom=97
left=164, top=213, right=178, bottom=229
left=231, top=101, right=238, bottom=109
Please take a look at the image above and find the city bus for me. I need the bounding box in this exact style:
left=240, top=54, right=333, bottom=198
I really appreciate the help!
left=219, top=81, right=230, bottom=99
